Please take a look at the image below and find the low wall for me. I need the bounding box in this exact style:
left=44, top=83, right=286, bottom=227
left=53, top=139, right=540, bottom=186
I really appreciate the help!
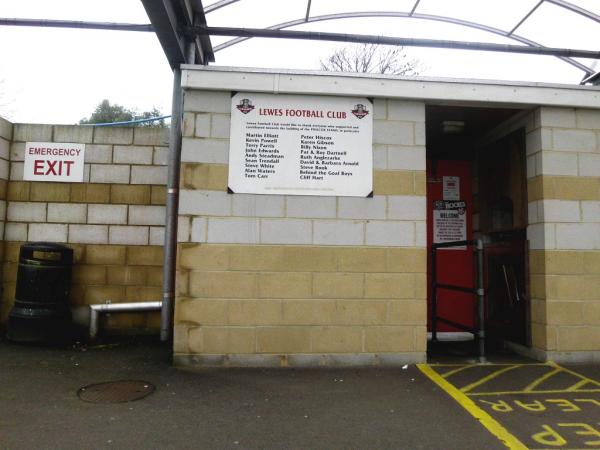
left=0, top=123, right=168, bottom=333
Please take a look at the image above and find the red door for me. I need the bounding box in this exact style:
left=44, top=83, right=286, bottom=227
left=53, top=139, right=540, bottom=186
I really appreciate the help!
left=426, top=160, right=474, bottom=332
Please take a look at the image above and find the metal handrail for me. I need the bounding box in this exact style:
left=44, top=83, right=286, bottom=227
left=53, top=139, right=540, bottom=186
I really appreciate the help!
left=431, top=239, right=486, bottom=361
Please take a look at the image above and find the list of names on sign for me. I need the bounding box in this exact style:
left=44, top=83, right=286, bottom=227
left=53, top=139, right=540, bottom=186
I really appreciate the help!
left=229, top=93, right=373, bottom=197
left=244, top=132, right=283, bottom=179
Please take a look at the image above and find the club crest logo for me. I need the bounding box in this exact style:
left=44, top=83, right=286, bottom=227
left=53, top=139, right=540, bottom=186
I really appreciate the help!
left=351, top=103, right=369, bottom=119
left=236, top=98, right=255, bottom=114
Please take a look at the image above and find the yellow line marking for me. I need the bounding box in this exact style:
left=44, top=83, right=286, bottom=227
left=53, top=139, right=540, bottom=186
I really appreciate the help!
left=523, top=367, right=562, bottom=392
left=427, top=363, right=549, bottom=367
left=460, top=365, right=521, bottom=393
left=417, top=364, right=527, bottom=450
left=566, top=378, right=594, bottom=392
left=467, top=388, right=600, bottom=396
left=441, top=365, right=473, bottom=379
left=548, top=361, right=600, bottom=387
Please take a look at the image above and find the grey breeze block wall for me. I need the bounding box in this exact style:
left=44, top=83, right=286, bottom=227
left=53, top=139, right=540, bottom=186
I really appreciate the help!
left=0, top=122, right=169, bottom=333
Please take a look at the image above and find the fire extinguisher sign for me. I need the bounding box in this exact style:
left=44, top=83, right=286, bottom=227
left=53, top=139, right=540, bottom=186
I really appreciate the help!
left=433, top=200, right=467, bottom=249
left=24, top=142, right=86, bottom=182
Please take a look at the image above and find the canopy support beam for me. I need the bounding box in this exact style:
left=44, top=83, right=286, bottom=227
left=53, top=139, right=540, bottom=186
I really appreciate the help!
left=0, top=18, right=153, bottom=31
left=191, top=25, right=600, bottom=60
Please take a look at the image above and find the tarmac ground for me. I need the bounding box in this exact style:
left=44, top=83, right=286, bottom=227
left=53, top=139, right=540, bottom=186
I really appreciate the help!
left=1, top=336, right=599, bottom=450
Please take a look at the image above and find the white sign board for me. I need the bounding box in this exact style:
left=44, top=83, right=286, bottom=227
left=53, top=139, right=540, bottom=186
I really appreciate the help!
left=433, top=200, right=467, bottom=249
left=228, top=92, right=373, bottom=197
left=24, top=142, right=85, bottom=182
left=443, top=176, right=460, bottom=200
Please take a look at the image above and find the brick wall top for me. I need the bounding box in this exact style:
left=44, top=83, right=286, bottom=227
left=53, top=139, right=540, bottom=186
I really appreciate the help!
left=0, top=116, right=12, bottom=141
left=12, top=124, right=169, bottom=147
left=181, top=66, right=600, bottom=109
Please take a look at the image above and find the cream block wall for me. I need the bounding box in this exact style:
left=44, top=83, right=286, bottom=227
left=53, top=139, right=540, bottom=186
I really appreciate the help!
left=175, top=244, right=427, bottom=367
left=2, top=74, right=599, bottom=362
left=1, top=123, right=169, bottom=332
left=0, top=117, right=12, bottom=282
left=7, top=124, right=168, bottom=246
left=526, top=107, right=600, bottom=362
left=175, top=91, right=427, bottom=367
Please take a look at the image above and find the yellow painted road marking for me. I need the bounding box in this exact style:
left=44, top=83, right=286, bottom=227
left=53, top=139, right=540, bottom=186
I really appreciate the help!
left=460, top=365, right=521, bottom=393
left=417, top=364, right=528, bottom=450
left=428, top=363, right=549, bottom=367
left=566, top=378, right=595, bottom=391
left=523, top=367, right=562, bottom=392
left=441, top=365, right=473, bottom=378
left=467, top=388, right=600, bottom=396
left=548, top=362, right=600, bottom=391
left=432, top=362, right=600, bottom=396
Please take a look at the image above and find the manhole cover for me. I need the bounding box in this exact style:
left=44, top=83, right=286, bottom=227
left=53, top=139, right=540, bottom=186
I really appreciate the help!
left=77, top=380, right=155, bottom=403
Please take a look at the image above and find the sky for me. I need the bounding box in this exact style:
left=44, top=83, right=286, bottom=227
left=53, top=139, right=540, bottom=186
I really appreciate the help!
left=0, top=0, right=599, bottom=124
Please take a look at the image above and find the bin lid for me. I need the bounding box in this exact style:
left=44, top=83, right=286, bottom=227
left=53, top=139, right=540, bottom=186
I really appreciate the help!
left=20, top=242, right=73, bottom=265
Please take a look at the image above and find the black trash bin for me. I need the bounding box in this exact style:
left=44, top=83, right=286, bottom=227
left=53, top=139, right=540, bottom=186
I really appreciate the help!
left=7, top=242, right=73, bottom=343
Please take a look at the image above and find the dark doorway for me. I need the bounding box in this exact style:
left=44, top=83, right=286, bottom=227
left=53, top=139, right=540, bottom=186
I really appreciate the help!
left=425, top=105, right=530, bottom=358
left=477, top=129, right=529, bottom=347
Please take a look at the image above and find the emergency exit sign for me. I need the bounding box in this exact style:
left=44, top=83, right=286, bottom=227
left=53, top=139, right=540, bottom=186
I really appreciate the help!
left=24, top=142, right=85, bottom=182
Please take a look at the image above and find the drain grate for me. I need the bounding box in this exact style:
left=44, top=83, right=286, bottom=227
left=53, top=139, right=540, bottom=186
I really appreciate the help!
left=77, top=380, right=155, bottom=403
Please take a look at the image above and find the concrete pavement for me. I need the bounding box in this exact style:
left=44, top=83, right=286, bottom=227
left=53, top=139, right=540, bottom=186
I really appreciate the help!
left=1, top=337, right=599, bottom=449
left=0, top=337, right=502, bottom=450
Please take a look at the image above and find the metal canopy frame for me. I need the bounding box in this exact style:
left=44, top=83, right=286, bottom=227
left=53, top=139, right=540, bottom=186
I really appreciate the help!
left=198, top=25, right=600, bottom=60
left=200, top=0, right=600, bottom=83
left=0, top=18, right=154, bottom=32
left=1, top=0, right=598, bottom=79
left=140, top=0, right=214, bottom=67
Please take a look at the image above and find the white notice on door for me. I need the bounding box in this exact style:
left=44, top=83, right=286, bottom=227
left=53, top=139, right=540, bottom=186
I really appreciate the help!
left=443, top=176, right=460, bottom=200
left=433, top=200, right=467, bottom=249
